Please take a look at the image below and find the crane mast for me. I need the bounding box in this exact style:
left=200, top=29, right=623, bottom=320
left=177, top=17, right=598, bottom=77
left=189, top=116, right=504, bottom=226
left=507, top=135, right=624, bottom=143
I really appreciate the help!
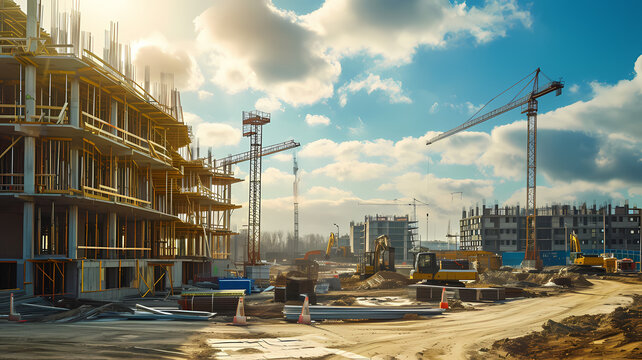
left=426, top=69, right=563, bottom=269
left=293, top=153, right=300, bottom=259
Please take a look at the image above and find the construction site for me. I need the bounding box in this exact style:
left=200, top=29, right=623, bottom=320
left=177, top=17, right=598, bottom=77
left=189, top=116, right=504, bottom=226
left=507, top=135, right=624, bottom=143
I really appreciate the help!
left=0, top=1, right=641, bottom=359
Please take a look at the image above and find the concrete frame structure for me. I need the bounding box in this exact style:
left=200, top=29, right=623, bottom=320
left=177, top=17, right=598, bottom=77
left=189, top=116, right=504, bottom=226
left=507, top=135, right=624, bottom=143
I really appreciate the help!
left=0, top=1, right=241, bottom=299
left=460, top=202, right=641, bottom=253
left=350, top=215, right=416, bottom=264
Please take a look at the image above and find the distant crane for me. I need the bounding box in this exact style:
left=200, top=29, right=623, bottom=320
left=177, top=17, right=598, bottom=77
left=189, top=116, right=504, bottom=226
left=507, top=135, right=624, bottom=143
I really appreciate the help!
left=292, top=152, right=300, bottom=259
left=426, top=69, right=563, bottom=269
left=216, top=111, right=300, bottom=266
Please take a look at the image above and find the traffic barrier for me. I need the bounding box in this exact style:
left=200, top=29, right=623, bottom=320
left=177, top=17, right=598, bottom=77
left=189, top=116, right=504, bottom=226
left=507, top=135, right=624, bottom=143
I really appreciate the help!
left=232, top=297, right=247, bottom=325
left=8, top=293, right=21, bottom=321
left=298, top=295, right=311, bottom=325
left=439, top=287, right=449, bottom=310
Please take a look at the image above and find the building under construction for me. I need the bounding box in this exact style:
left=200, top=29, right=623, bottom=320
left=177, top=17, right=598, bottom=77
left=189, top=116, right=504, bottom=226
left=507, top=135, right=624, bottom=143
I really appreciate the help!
left=460, top=202, right=641, bottom=253
left=0, top=1, right=241, bottom=298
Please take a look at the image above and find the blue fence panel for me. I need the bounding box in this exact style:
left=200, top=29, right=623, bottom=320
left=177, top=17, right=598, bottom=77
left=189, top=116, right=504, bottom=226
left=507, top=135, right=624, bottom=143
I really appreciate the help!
left=502, top=249, right=641, bottom=269
left=501, top=252, right=525, bottom=267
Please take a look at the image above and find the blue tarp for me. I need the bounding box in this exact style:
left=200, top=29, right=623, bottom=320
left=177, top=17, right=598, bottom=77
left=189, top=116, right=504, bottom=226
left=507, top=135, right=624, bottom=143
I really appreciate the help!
left=218, top=278, right=253, bottom=295
left=501, top=249, right=641, bottom=269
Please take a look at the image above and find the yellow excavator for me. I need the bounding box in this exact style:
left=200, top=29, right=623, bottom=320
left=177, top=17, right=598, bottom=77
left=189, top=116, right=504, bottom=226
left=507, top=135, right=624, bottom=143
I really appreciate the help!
left=409, top=252, right=478, bottom=286
left=358, top=235, right=395, bottom=278
left=569, top=232, right=608, bottom=273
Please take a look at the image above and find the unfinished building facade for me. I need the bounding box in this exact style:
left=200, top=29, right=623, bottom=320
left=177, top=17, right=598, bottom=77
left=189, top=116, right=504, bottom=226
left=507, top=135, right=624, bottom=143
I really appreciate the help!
left=460, top=202, right=641, bottom=253
left=0, top=1, right=241, bottom=299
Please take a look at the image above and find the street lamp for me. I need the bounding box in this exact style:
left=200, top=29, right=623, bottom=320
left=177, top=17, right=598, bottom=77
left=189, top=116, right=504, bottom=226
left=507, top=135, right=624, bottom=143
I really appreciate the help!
left=333, top=223, right=339, bottom=244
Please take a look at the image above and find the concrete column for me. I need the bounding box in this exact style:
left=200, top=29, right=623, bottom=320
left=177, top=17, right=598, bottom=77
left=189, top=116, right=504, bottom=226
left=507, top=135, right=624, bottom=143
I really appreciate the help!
left=70, top=147, right=79, bottom=190
left=109, top=213, right=117, bottom=259
left=70, top=76, right=80, bottom=127
left=110, top=99, right=118, bottom=136
left=68, top=205, right=78, bottom=259
left=22, top=202, right=34, bottom=295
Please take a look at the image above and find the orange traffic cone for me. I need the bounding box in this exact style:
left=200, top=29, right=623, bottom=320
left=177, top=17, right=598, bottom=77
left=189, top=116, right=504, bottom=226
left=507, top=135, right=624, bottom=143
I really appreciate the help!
left=8, top=293, right=21, bottom=322
left=232, top=297, right=247, bottom=325
left=298, top=295, right=311, bottom=325
left=439, top=287, right=449, bottom=310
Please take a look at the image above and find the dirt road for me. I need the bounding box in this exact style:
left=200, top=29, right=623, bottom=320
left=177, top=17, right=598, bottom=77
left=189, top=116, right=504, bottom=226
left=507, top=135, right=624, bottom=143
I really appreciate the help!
left=0, top=279, right=639, bottom=359
left=202, top=279, right=641, bottom=359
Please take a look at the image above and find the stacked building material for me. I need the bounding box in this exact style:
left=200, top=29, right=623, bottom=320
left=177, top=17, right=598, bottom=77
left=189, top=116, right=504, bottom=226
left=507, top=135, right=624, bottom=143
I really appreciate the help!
left=178, top=290, right=245, bottom=315
left=283, top=305, right=444, bottom=321
left=414, top=284, right=505, bottom=302
left=274, top=287, right=286, bottom=303
left=285, top=278, right=316, bottom=304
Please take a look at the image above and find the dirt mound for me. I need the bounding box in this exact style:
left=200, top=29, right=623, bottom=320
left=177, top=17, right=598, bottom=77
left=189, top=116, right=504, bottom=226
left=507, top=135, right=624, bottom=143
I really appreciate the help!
left=330, top=296, right=356, bottom=306
left=355, top=271, right=410, bottom=290
left=487, top=295, right=642, bottom=359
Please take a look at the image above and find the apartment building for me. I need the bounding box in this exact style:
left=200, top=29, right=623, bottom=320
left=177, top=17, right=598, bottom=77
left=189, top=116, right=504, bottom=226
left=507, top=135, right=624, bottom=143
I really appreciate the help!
left=460, top=202, right=641, bottom=253
left=350, top=215, right=416, bottom=264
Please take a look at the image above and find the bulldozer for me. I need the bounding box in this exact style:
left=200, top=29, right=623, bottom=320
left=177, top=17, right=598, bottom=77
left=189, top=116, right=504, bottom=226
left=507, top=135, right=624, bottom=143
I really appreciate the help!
left=358, top=235, right=395, bottom=279
left=409, top=252, right=478, bottom=286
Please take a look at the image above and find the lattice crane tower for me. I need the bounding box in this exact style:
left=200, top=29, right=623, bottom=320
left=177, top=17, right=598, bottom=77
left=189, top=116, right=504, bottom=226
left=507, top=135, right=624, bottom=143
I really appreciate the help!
left=242, top=110, right=270, bottom=265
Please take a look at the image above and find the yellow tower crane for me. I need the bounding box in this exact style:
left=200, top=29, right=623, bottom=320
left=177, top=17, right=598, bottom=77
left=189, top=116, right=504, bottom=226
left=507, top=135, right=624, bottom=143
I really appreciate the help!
left=426, top=69, right=563, bottom=270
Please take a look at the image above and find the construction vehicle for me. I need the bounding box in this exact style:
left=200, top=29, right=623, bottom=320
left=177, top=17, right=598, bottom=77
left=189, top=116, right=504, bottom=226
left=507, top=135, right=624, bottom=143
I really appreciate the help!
left=568, top=232, right=607, bottom=273
left=617, top=258, right=636, bottom=273
left=409, top=252, right=478, bottom=286
left=358, top=235, right=395, bottom=279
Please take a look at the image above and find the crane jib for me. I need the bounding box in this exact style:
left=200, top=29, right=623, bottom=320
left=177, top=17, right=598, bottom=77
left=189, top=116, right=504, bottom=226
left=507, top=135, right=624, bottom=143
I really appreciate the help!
left=425, top=80, right=563, bottom=146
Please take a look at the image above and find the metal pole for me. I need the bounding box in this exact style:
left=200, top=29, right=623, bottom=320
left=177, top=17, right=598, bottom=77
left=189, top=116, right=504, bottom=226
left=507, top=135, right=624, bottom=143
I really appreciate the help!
left=334, top=223, right=339, bottom=247
left=603, top=207, right=606, bottom=255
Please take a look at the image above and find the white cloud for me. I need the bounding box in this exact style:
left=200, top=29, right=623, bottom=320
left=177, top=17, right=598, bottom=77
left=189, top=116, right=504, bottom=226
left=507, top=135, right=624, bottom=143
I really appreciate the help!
left=304, top=0, right=531, bottom=64
left=262, top=167, right=294, bottom=185
left=568, top=84, right=579, bottom=93
left=271, top=153, right=293, bottom=162
left=194, top=0, right=341, bottom=106
left=338, top=74, right=411, bottom=106
left=349, top=117, right=365, bottom=136
left=311, top=161, right=389, bottom=181
left=306, top=186, right=353, bottom=199
left=197, top=90, right=214, bottom=100
left=132, top=35, right=204, bottom=92
left=305, top=114, right=331, bottom=126
left=183, top=112, right=241, bottom=148
left=255, top=97, right=284, bottom=112
left=430, top=102, right=439, bottom=114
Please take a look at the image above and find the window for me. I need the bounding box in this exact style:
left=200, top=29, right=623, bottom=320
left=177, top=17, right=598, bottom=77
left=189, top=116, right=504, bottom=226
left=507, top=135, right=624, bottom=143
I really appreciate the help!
left=512, top=240, right=516, bottom=245
left=506, top=217, right=509, bottom=223
left=513, top=229, right=517, bottom=234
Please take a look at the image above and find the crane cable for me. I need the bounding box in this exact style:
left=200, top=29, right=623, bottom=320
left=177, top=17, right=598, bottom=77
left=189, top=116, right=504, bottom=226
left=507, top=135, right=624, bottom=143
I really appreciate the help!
left=464, top=69, right=538, bottom=124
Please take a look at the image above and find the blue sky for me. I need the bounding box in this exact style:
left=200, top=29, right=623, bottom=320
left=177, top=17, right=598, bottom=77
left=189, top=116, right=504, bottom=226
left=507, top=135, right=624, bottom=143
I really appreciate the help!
left=21, top=0, right=642, bottom=241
